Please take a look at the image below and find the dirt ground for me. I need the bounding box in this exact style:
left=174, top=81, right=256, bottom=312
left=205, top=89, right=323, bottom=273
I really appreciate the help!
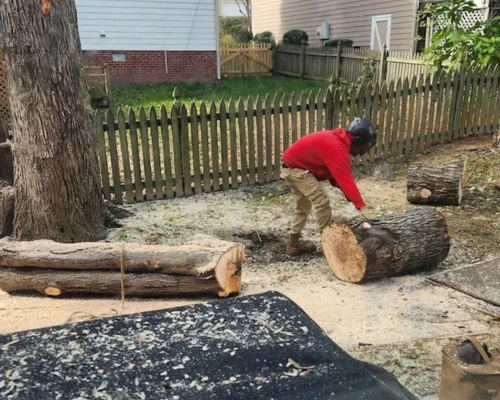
left=1, top=136, right=499, bottom=399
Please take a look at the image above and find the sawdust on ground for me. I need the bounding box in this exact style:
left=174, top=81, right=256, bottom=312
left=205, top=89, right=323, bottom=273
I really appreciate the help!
left=1, top=136, right=499, bottom=399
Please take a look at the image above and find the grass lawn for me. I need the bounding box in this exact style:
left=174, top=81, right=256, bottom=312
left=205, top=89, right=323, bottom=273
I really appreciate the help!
left=112, top=76, right=330, bottom=112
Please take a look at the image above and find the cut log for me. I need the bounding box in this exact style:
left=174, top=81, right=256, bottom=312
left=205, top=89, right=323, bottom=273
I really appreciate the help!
left=0, top=183, right=14, bottom=238
left=0, top=235, right=244, bottom=297
left=0, top=269, right=226, bottom=297
left=407, top=158, right=466, bottom=206
left=321, top=207, right=450, bottom=283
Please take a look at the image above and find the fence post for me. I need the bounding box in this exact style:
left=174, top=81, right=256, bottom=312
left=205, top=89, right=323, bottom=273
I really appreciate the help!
left=300, top=41, right=307, bottom=79
left=104, top=64, right=113, bottom=105
left=378, top=44, right=388, bottom=84
left=173, top=87, right=184, bottom=190
left=325, top=88, right=334, bottom=130
left=335, top=45, right=343, bottom=82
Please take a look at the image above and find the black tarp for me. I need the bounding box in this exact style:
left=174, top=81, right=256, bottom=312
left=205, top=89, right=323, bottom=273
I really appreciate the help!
left=0, top=291, right=418, bottom=400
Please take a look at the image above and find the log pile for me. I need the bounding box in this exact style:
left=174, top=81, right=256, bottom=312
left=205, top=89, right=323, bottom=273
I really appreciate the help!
left=321, top=207, right=450, bottom=283
left=407, top=158, right=466, bottom=206
left=0, top=235, right=244, bottom=297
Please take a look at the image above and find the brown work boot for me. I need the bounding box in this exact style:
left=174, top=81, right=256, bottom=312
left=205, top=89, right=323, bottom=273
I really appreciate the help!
left=286, top=234, right=316, bottom=256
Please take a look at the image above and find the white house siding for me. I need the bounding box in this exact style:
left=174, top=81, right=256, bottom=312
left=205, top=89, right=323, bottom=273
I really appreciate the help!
left=75, top=0, right=218, bottom=51
left=252, top=0, right=417, bottom=51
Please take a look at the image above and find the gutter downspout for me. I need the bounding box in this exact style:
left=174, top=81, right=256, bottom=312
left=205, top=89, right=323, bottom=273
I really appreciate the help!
left=215, top=0, right=221, bottom=80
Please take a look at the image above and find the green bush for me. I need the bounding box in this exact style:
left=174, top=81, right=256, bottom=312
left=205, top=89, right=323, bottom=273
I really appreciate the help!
left=232, top=25, right=253, bottom=43
left=282, top=30, right=308, bottom=45
left=254, top=31, right=274, bottom=44
left=324, top=39, right=354, bottom=48
left=422, top=0, right=500, bottom=71
left=219, top=16, right=247, bottom=37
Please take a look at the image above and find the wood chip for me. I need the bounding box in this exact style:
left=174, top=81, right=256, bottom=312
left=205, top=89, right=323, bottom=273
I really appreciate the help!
left=287, top=358, right=314, bottom=371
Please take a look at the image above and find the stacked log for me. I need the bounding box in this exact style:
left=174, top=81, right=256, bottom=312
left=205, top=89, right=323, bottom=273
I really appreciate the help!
left=321, top=207, right=450, bottom=283
left=0, top=235, right=244, bottom=297
left=407, top=158, right=466, bottom=206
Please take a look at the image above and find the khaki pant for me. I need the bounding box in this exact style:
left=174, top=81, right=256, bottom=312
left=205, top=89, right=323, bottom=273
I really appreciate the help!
left=281, top=168, right=332, bottom=235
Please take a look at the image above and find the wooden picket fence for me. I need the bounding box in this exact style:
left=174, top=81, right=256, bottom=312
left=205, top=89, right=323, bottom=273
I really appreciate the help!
left=97, top=66, right=500, bottom=204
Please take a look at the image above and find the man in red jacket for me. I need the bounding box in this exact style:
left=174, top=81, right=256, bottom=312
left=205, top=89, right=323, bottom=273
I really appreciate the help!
left=281, top=117, right=378, bottom=256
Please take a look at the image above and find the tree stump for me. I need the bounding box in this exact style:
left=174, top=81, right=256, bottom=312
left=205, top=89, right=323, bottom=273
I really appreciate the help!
left=407, top=158, right=466, bottom=206
left=0, top=235, right=244, bottom=297
left=321, top=207, right=450, bottom=283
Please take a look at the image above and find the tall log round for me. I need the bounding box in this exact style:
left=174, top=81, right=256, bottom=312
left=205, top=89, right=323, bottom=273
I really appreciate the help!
left=0, top=0, right=105, bottom=242
left=321, top=207, right=450, bottom=283
left=0, top=235, right=244, bottom=297
left=0, top=183, right=14, bottom=238
left=407, top=159, right=466, bottom=206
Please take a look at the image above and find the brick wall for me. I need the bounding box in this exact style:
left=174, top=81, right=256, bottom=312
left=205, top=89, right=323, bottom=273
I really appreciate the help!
left=82, top=51, right=218, bottom=85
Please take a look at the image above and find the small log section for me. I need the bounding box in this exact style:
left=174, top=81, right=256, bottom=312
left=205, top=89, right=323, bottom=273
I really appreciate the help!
left=407, top=158, right=466, bottom=206
left=0, top=235, right=244, bottom=297
left=321, top=207, right=450, bottom=283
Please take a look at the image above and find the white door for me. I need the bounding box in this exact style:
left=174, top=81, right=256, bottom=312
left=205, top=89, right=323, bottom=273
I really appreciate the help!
left=371, top=15, right=392, bottom=51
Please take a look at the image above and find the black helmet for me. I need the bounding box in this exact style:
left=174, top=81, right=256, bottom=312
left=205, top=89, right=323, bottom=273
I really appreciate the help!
left=346, top=117, right=377, bottom=156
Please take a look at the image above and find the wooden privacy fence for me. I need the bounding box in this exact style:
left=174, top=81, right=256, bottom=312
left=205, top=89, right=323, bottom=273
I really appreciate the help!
left=274, top=44, right=432, bottom=84
left=98, top=66, right=500, bottom=204
left=220, top=43, right=273, bottom=76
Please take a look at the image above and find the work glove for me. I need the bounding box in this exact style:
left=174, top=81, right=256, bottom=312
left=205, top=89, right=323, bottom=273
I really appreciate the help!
left=359, top=207, right=379, bottom=221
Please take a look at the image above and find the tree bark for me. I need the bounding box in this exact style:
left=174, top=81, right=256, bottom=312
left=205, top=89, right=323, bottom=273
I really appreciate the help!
left=0, top=235, right=244, bottom=297
left=321, top=207, right=450, bottom=283
left=0, top=0, right=105, bottom=242
left=407, top=159, right=466, bottom=206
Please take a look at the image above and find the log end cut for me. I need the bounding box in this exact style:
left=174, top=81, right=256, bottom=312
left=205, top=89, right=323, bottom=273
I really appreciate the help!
left=321, top=223, right=367, bottom=283
left=215, top=244, right=245, bottom=297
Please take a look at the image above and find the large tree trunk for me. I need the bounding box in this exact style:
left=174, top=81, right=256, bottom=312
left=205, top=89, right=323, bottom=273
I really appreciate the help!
left=0, top=235, right=244, bottom=297
left=407, top=159, right=466, bottom=206
left=321, top=207, right=450, bottom=283
left=0, top=0, right=105, bottom=242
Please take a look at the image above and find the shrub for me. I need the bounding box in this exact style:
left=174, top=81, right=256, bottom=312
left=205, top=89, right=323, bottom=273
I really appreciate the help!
left=220, top=34, right=238, bottom=47
left=219, top=16, right=248, bottom=37
left=282, top=29, right=308, bottom=45
left=232, top=25, right=253, bottom=43
left=422, top=0, right=500, bottom=71
left=254, top=31, right=274, bottom=43
left=324, top=39, right=354, bottom=48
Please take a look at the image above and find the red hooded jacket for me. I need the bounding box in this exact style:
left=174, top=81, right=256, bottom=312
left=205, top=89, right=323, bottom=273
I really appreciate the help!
left=281, top=129, right=366, bottom=209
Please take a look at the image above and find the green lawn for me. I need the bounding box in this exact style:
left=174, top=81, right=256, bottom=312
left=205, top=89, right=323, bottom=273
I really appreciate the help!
left=112, top=76, right=330, bottom=112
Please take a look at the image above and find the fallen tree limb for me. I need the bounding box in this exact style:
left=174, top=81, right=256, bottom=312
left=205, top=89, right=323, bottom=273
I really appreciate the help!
left=321, top=207, right=450, bottom=283
left=0, top=235, right=244, bottom=297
